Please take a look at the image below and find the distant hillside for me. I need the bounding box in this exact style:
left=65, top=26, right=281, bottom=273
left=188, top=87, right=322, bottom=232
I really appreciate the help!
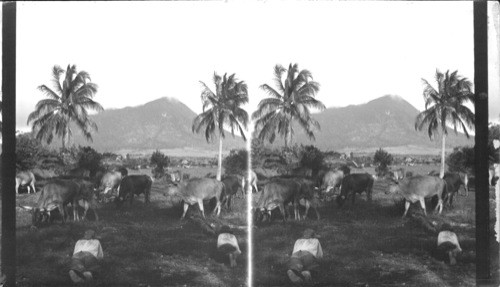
left=263, top=95, right=474, bottom=154
left=70, top=97, right=246, bottom=154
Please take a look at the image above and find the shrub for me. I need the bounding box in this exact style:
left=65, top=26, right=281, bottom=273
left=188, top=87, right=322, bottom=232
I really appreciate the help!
left=150, top=150, right=170, bottom=179
left=76, top=146, right=103, bottom=177
left=447, top=146, right=474, bottom=173
left=373, top=148, right=393, bottom=177
left=299, top=145, right=325, bottom=177
left=222, top=149, right=248, bottom=175
left=16, top=132, right=43, bottom=170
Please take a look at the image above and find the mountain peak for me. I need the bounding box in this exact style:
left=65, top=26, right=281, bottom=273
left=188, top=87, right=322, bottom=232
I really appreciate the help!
left=71, top=97, right=245, bottom=153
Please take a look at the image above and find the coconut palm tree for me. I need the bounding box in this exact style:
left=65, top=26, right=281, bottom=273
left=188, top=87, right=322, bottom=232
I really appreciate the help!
left=415, top=69, right=475, bottom=178
left=192, top=72, right=249, bottom=180
left=27, top=64, right=103, bottom=150
left=252, top=63, right=325, bottom=148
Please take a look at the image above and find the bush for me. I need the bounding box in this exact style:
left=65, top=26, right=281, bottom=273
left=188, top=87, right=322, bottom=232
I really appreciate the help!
left=222, top=149, right=248, bottom=175
left=76, top=146, right=103, bottom=177
left=299, top=145, right=325, bottom=177
left=373, top=148, right=393, bottom=177
left=16, top=133, right=43, bottom=170
left=150, top=150, right=170, bottom=179
left=447, top=146, right=474, bottom=173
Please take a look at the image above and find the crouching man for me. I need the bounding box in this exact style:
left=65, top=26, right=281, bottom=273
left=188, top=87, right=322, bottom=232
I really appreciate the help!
left=287, top=228, right=323, bottom=284
left=217, top=225, right=242, bottom=267
left=69, top=229, right=104, bottom=283
left=437, top=224, right=462, bottom=265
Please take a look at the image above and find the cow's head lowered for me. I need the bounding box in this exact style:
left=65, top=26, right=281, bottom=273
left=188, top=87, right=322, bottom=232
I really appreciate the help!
left=20, top=204, right=59, bottom=227
left=385, top=177, right=400, bottom=195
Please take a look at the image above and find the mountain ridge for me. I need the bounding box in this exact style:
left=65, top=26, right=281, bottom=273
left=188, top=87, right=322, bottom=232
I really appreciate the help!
left=69, top=95, right=473, bottom=155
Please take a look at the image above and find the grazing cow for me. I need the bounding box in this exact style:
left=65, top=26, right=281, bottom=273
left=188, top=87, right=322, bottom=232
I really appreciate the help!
left=254, top=179, right=302, bottom=223
left=73, top=179, right=100, bottom=221
left=166, top=177, right=225, bottom=219
left=221, top=174, right=244, bottom=210
left=386, top=175, right=446, bottom=218
left=336, top=173, right=374, bottom=206
left=115, top=175, right=153, bottom=206
left=442, top=172, right=469, bottom=207
left=391, top=168, right=406, bottom=181
left=98, top=171, right=124, bottom=195
left=16, top=171, right=37, bottom=194
left=20, top=179, right=81, bottom=226
left=320, top=168, right=348, bottom=194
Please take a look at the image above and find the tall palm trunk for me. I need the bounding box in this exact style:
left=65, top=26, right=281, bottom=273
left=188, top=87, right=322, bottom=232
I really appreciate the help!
left=217, top=136, right=223, bottom=181
left=440, top=133, right=447, bottom=178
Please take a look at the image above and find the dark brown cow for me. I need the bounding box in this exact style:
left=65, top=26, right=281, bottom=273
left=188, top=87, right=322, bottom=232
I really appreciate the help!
left=16, top=170, right=36, bottom=194
left=336, top=173, right=374, bottom=206
left=294, top=178, right=321, bottom=220
left=442, top=172, right=469, bottom=207
left=165, top=177, right=225, bottom=219
left=221, top=174, right=244, bottom=210
left=254, top=179, right=302, bottom=223
left=115, top=175, right=153, bottom=206
left=386, top=175, right=446, bottom=218
left=20, top=179, right=80, bottom=226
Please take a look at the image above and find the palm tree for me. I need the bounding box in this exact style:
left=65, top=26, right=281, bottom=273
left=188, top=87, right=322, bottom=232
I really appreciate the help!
left=415, top=69, right=475, bottom=178
left=252, top=63, right=325, bottom=148
left=27, top=64, right=103, bottom=150
left=192, top=72, right=249, bottom=180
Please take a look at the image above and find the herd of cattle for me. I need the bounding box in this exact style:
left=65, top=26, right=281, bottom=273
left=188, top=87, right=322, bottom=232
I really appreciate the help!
left=14, top=163, right=498, bottom=227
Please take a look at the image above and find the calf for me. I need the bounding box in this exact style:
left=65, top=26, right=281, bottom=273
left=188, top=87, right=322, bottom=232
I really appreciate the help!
left=16, top=170, right=36, bottom=194
left=115, top=174, right=153, bottom=206
left=386, top=175, right=446, bottom=218
left=336, top=173, right=374, bottom=206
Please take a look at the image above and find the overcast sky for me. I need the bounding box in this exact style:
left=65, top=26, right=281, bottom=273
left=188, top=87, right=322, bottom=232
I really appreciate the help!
left=7, top=1, right=500, bottom=132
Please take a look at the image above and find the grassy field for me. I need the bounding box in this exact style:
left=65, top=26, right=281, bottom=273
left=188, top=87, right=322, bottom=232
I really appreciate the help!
left=2, top=164, right=499, bottom=286
left=10, top=166, right=250, bottom=287
left=251, top=164, right=497, bottom=286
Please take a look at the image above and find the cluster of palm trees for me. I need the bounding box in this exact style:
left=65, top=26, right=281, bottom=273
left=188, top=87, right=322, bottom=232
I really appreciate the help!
left=28, top=64, right=475, bottom=180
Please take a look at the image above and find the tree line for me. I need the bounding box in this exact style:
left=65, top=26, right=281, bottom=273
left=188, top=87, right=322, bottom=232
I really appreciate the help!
left=23, top=63, right=482, bottom=180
